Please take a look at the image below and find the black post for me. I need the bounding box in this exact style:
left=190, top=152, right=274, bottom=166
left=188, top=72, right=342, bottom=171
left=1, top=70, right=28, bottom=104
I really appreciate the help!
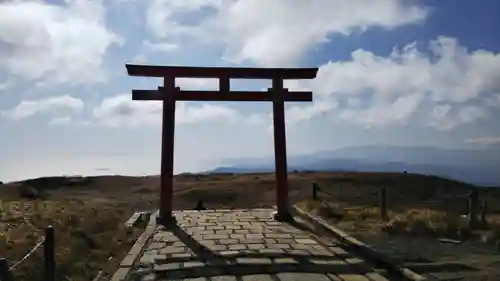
left=0, top=258, right=15, bottom=281
left=468, top=190, right=479, bottom=229
left=44, top=226, right=55, bottom=281
left=480, top=201, right=488, bottom=228
left=312, top=183, right=319, bottom=201
left=194, top=199, right=206, bottom=210
left=380, top=187, right=388, bottom=221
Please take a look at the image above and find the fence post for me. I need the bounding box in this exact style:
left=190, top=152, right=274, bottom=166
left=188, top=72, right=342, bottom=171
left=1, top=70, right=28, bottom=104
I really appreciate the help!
left=312, top=183, right=319, bottom=201
left=468, top=190, right=479, bottom=229
left=194, top=199, right=206, bottom=210
left=0, top=258, right=15, bottom=281
left=480, top=201, right=487, bottom=228
left=380, top=187, right=388, bottom=221
left=44, top=226, right=55, bottom=281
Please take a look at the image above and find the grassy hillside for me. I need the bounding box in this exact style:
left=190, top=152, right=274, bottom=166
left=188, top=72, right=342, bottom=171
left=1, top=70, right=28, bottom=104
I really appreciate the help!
left=1, top=171, right=499, bottom=280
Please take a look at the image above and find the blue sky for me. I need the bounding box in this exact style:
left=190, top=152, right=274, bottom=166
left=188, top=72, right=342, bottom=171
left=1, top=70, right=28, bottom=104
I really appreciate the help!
left=0, top=0, right=499, bottom=181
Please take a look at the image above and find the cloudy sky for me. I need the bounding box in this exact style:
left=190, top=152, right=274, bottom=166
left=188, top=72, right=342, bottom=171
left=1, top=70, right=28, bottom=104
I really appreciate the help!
left=1, top=0, right=499, bottom=182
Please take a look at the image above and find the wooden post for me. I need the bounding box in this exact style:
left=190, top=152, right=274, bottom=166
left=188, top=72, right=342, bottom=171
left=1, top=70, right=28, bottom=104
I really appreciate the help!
left=0, top=258, right=15, bottom=281
left=44, top=226, right=55, bottom=281
left=219, top=75, right=230, bottom=92
left=271, top=78, right=292, bottom=222
left=312, top=183, right=319, bottom=201
left=468, top=190, right=479, bottom=229
left=158, top=77, right=178, bottom=226
left=480, top=201, right=487, bottom=228
left=380, top=187, right=388, bottom=221
left=194, top=199, right=206, bottom=211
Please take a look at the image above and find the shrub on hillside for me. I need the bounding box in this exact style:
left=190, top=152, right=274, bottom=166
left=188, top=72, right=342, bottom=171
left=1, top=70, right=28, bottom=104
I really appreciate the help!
left=18, top=185, right=47, bottom=199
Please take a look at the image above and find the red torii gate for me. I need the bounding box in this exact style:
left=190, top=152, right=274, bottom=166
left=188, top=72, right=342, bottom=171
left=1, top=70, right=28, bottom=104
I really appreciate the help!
left=126, top=64, right=318, bottom=225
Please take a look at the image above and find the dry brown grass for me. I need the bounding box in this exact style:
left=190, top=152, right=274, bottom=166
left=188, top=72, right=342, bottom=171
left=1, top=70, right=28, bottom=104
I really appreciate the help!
left=1, top=171, right=500, bottom=280
left=0, top=199, right=147, bottom=281
left=299, top=199, right=500, bottom=248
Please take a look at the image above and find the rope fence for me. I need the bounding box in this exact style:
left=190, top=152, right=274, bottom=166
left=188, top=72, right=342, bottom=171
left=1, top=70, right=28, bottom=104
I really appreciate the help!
left=311, top=182, right=488, bottom=229
left=1, top=209, right=152, bottom=281
left=0, top=226, right=55, bottom=281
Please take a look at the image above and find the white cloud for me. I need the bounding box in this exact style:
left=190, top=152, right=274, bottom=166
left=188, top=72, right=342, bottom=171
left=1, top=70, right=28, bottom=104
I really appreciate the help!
left=0, top=0, right=122, bottom=85
left=286, top=98, right=338, bottom=126
left=429, top=104, right=489, bottom=131
left=92, top=94, right=239, bottom=127
left=176, top=78, right=219, bottom=90
left=465, top=136, right=500, bottom=146
left=338, top=93, right=424, bottom=128
left=245, top=114, right=267, bottom=127
left=130, top=53, right=148, bottom=64
left=282, top=37, right=500, bottom=129
left=145, top=0, right=428, bottom=66
left=140, top=1, right=499, bottom=131
left=143, top=40, right=178, bottom=53
left=0, top=80, right=9, bottom=91
left=3, top=95, right=84, bottom=120
left=310, top=37, right=500, bottom=102
left=484, top=94, right=500, bottom=108
left=48, top=116, right=72, bottom=126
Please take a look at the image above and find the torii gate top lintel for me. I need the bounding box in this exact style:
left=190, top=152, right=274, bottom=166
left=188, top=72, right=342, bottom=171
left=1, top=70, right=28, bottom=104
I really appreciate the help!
left=125, top=63, right=318, bottom=80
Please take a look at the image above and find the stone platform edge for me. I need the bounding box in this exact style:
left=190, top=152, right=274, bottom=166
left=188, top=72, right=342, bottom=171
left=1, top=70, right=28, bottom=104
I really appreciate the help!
left=110, top=210, right=158, bottom=281
left=291, top=205, right=428, bottom=281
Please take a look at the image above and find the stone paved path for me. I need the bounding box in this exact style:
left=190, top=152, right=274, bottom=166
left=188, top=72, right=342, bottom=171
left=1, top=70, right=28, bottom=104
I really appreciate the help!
left=122, top=209, right=393, bottom=281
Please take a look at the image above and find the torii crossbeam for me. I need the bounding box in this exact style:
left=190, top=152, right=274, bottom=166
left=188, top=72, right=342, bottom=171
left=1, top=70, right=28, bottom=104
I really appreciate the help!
left=126, top=64, right=318, bottom=225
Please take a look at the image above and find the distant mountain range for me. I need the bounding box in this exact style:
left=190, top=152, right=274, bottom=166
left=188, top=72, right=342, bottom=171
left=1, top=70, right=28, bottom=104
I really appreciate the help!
left=206, top=145, right=500, bottom=186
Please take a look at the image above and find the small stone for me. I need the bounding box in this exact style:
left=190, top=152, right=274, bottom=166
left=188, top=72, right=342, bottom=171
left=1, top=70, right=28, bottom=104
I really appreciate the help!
left=203, top=234, right=229, bottom=240
left=146, top=242, right=166, bottom=250
left=273, top=257, right=297, bottom=264
left=183, top=261, right=204, bottom=268
left=236, top=258, right=272, bottom=264
left=211, top=276, right=238, bottom=281
left=267, top=243, right=290, bottom=249
left=365, top=272, right=390, bottom=281
left=246, top=234, right=264, bottom=239
left=207, top=244, right=228, bottom=251
left=241, top=274, right=275, bottom=281
left=258, top=248, right=285, bottom=254
left=265, top=233, right=292, bottom=239
left=229, top=244, right=247, bottom=250
left=247, top=244, right=265, bottom=250
left=328, top=246, right=348, bottom=255
left=220, top=250, right=239, bottom=256
left=141, top=273, right=157, bottom=281
left=276, top=238, right=294, bottom=244
left=159, top=247, right=186, bottom=254
left=171, top=252, right=193, bottom=259
left=345, top=258, right=364, bottom=265
left=309, top=258, right=345, bottom=265
left=336, top=274, right=371, bottom=281
left=138, top=255, right=156, bottom=264
left=153, top=262, right=181, bottom=271
left=218, top=239, right=239, bottom=245
left=291, top=243, right=310, bottom=250
left=295, top=238, right=318, bottom=245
